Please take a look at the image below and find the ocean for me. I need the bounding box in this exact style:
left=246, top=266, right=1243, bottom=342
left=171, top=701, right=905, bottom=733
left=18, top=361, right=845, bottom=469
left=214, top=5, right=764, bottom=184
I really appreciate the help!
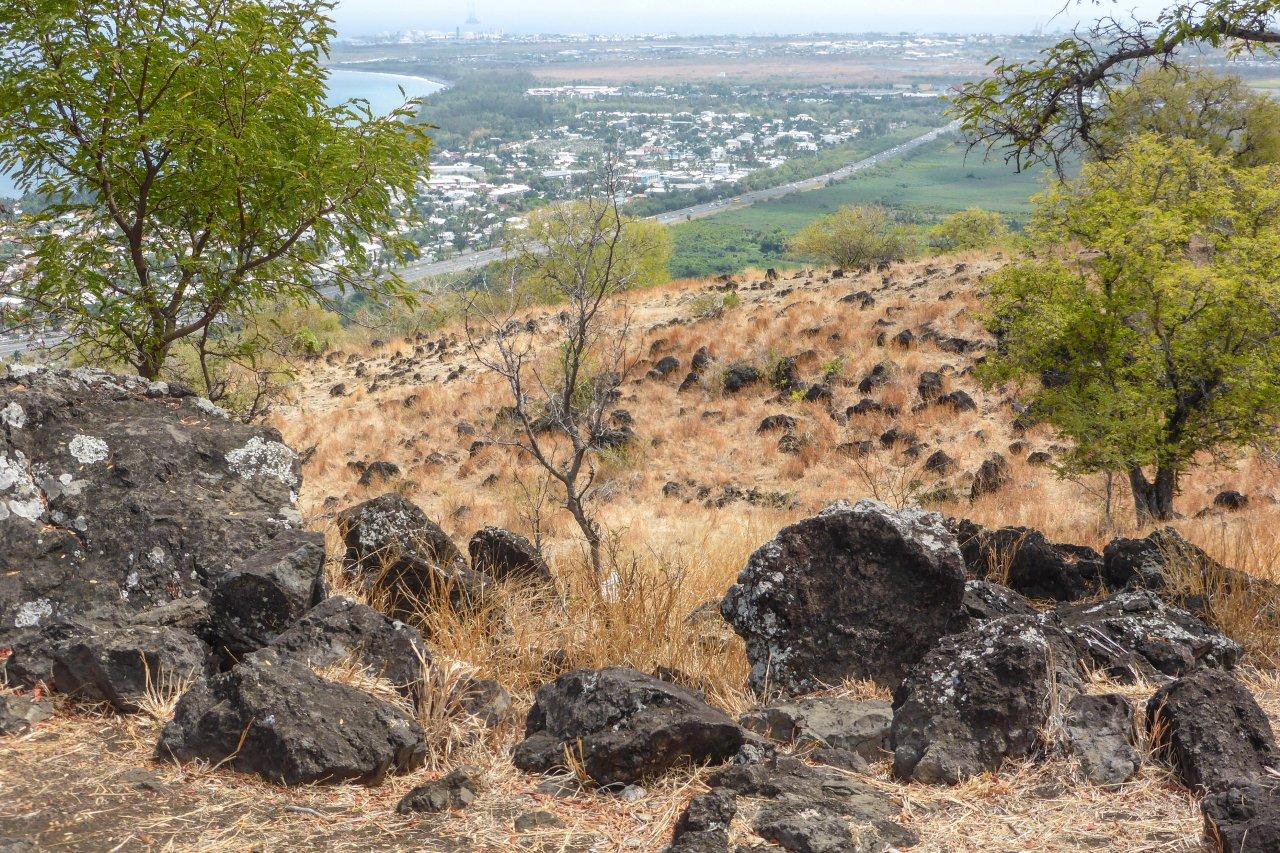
left=0, top=69, right=444, bottom=200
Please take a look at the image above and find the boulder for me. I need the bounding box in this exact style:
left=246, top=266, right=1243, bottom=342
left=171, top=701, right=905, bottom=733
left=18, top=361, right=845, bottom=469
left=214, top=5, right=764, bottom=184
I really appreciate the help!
left=891, top=615, right=1082, bottom=784
left=969, top=454, right=1012, bottom=500
left=247, top=595, right=431, bottom=695
left=722, top=363, right=761, bottom=394
left=856, top=361, right=897, bottom=394
left=951, top=521, right=1102, bottom=601
left=468, top=527, right=553, bottom=587
left=960, top=579, right=1037, bottom=623
left=0, top=694, right=52, bottom=737
left=396, top=766, right=482, bottom=814
left=1102, top=528, right=1278, bottom=609
left=1007, top=534, right=1103, bottom=602
left=1146, top=668, right=1277, bottom=793
left=1214, top=491, right=1249, bottom=512
left=158, top=657, right=426, bottom=786
left=1065, top=693, right=1140, bottom=785
left=667, top=790, right=736, bottom=853
left=0, top=368, right=307, bottom=675
left=207, top=530, right=327, bottom=660
left=721, top=500, right=966, bottom=695
left=1202, top=781, right=1280, bottom=853
left=337, top=494, right=485, bottom=614
left=739, top=696, right=891, bottom=761
left=917, top=371, right=944, bottom=402
left=512, top=667, right=743, bottom=787
left=924, top=449, right=954, bottom=474
left=1056, top=590, right=1241, bottom=682
left=706, top=755, right=918, bottom=850
left=940, top=390, right=978, bottom=412
left=47, top=619, right=210, bottom=712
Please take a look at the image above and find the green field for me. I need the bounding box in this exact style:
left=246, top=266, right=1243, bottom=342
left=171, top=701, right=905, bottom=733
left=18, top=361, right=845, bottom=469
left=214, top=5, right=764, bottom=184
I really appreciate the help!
left=668, top=137, right=1052, bottom=278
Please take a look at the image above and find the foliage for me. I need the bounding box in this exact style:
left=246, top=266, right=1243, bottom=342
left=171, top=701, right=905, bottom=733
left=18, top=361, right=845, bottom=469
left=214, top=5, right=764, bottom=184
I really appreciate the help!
left=953, top=0, right=1280, bottom=174
left=789, top=205, right=916, bottom=269
left=980, top=135, right=1280, bottom=521
left=927, top=208, right=1010, bottom=252
left=511, top=203, right=671, bottom=302
left=0, top=0, right=432, bottom=377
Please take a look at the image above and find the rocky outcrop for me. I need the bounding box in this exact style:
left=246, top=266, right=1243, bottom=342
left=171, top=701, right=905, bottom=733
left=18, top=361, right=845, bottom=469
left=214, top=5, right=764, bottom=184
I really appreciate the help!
left=1, top=368, right=316, bottom=694
left=512, top=667, right=743, bottom=787
left=722, top=500, right=966, bottom=695
left=1056, top=590, right=1241, bottom=682
left=891, top=615, right=1082, bottom=784
left=157, top=657, right=426, bottom=786
left=337, top=494, right=484, bottom=614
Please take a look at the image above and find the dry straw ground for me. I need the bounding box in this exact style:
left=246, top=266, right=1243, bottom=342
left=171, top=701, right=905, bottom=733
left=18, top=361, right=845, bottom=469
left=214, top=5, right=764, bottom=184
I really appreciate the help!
left=4, top=253, right=1278, bottom=851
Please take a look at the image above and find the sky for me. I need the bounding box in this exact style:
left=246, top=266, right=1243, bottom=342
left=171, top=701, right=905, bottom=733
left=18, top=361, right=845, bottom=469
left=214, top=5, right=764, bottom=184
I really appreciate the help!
left=332, top=0, right=1173, bottom=37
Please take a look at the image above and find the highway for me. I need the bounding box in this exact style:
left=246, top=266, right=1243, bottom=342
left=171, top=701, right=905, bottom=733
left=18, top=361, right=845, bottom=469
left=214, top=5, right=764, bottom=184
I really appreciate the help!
left=0, top=121, right=958, bottom=358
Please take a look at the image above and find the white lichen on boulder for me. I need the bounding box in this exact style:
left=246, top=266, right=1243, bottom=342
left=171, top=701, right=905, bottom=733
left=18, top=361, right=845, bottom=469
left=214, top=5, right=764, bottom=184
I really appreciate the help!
left=13, top=598, right=52, bottom=628
left=1, top=402, right=26, bottom=429
left=68, top=434, right=110, bottom=465
left=0, top=451, right=44, bottom=523
left=226, top=436, right=299, bottom=487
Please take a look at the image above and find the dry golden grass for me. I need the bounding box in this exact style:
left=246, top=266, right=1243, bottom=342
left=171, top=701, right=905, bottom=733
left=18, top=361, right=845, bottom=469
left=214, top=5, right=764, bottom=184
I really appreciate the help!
left=6, top=252, right=1279, bottom=850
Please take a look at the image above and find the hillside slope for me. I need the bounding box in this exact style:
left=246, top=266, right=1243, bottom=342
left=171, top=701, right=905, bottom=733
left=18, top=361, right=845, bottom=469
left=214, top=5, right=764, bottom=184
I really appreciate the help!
left=5, top=254, right=1280, bottom=851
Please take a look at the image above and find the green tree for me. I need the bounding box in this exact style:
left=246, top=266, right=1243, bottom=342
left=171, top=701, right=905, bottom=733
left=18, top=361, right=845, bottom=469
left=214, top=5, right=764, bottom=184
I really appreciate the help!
left=954, top=1, right=1280, bottom=174
left=980, top=135, right=1280, bottom=523
left=790, top=205, right=915, bottom=270
left=927, top=208, right=1010, bottom=253
left=1094, top=67, right=1280, bottom=167
left=512, top=202, right=671, bottom=302
left=0, top=0, right=432, bottom=378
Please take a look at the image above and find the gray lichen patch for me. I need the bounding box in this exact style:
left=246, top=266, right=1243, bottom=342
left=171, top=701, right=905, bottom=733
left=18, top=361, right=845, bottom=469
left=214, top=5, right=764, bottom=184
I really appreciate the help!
left=68, top=434, right=110, bottom=465
left=0, top=451, right=45, bottom=523
left=1, top=402, right=26, bottom=429
left=13, top=597, right=52, bottom=628
left=225, top=436, right=300, bottom=487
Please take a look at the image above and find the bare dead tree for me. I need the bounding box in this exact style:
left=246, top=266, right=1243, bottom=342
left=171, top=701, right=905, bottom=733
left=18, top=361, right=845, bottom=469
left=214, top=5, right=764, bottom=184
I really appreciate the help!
left=465, top=163, right=650, bottom=579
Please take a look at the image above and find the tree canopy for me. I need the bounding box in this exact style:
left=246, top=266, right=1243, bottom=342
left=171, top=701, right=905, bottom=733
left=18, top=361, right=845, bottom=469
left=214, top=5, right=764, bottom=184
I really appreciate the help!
left=0, top=0, right=433, bottom=377
left=953, top=1, right=1280, bottom=174
left=1093, top=66, right=1280, bottom=166
left=789, top=205, right=914, bottom=270
left=510, top=201, right=672, bottom=303
left=980, top=134, right=1280, bottom=522
left=927, top=209, right=1010, bottom=253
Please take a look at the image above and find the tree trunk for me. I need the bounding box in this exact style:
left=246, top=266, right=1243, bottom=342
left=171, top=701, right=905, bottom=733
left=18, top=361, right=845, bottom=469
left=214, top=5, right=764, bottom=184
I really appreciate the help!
left=565, top=492, right=602, bottom=581
left=135, top=341, right=168, bottom=381
left=1129, top=465, right=1176, bottom=525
